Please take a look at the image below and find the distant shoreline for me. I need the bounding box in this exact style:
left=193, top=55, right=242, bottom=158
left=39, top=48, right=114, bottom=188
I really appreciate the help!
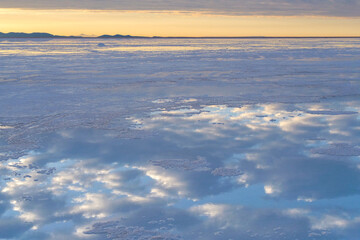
left=1, top=37, right=360, bottom=39
left=0, top=32, right=359, bottom=39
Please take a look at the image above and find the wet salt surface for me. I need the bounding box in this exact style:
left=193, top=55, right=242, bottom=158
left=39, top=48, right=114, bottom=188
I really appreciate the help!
left=0, top=38, right=360, bottom=239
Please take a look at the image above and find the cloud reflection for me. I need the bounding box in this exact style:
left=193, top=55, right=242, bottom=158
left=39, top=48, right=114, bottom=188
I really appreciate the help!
left=0, top=98, right=359, bottom=239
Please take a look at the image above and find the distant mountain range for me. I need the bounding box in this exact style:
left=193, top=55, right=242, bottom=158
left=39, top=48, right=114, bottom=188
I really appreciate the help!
left=0, top=32, right=359, bottom=39
left=0, top=32, right=61, bottom=38
left=0, top=32, right=145, bottom=38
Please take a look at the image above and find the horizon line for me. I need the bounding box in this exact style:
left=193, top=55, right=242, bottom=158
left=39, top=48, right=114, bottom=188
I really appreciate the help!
left=1, top=32, right=360, bottom=39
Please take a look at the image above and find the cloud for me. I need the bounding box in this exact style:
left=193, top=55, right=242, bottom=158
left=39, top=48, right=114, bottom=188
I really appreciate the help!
left=0, top=100, right=359, bottom=239
left=133, top=102, right=360, bottom=201
left=187, top=204, right=320, bottom=239
left=0, top=40, right=359, bottom=239
left=0, top=0, right=359, bottom=17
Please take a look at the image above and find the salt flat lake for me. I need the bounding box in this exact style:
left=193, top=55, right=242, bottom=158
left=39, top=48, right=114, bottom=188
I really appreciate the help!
left=0, top=38, right=360, bottom=239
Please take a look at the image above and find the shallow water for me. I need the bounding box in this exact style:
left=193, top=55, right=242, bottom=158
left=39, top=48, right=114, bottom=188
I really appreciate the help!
left=0, top=38, right=360, bottom=239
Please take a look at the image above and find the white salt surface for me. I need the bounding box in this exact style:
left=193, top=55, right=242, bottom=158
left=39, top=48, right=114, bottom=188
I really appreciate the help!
left=0, top=38, right=359, bottom=240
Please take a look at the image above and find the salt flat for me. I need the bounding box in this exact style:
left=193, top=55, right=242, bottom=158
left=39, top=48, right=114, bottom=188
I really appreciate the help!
left=0, top=38, right=359, bottom=239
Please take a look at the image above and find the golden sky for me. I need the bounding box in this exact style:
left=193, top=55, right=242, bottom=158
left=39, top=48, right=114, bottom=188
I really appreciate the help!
left=1, top=8, right=360, bottom=37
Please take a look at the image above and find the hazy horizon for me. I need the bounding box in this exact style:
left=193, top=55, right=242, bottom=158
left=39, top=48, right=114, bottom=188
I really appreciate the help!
left=1, top=3, right=360, bottom=37
left=1, top=31, right=360, bottom=38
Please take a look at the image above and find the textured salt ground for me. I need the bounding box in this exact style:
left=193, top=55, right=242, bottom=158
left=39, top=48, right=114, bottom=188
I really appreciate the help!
left=311, top=143, right=360, bottom=156
left=0, top=38, right=359, bottom=240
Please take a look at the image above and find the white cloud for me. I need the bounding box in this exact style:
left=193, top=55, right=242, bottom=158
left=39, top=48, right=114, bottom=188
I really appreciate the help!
left=312, top=215, right=350, bottom=230
left=190, top=203, right=229, bottom=218
left=264, top=185, right=281, bottom=195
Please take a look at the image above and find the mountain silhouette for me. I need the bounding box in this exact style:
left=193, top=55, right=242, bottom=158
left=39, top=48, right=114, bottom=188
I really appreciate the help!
left=0, top=32, right=141, bottom=38
left=0, top=32, right=59, bottom=38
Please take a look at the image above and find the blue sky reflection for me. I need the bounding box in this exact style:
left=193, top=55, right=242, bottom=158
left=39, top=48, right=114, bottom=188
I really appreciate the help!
left=0, top=39, right=360, bottom=239
left=0, top=99, right=359, bottom=239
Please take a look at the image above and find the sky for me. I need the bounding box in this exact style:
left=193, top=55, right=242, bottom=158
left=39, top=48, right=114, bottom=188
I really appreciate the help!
left=0, top=0, right=360, bottom=36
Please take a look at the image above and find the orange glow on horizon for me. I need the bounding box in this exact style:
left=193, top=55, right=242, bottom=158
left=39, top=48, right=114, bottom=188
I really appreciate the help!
left=0, top=8, right=360, bottom=37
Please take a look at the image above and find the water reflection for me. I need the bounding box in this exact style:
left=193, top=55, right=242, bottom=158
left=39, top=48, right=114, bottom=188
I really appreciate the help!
left=1, top=38, right=360, bottom=239
left=0, top=98, right=359, bottom=239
